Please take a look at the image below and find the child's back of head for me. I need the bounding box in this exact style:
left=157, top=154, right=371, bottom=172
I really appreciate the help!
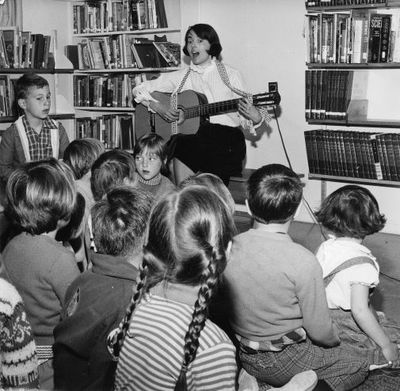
left=91, top=186, right=152, bottom=256
left=180, top=172, right=236, bottom=216
left=91, top=149, right=137, bottom=201
left=247, top=164, right=302, bottom=224
left=315, top=185, right=386, bottom=239
left=5, top=158, right=76, bottom=235
left=64, top=138, right=105, bottom=180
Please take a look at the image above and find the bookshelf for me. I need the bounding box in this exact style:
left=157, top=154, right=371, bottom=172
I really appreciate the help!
left=70, top=0, right=182, bottom=150
left=304, top=0, right=400, bottom=186
left=0, top=0, right=76, bottom=139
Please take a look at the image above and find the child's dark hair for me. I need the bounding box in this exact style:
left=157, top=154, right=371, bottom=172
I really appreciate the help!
left=15, top=73, right=49, bottom=100
left=315, top=185, right=386, bottom=239
left=180, top=172, right=236, bottom=216
left=108, top=186, right=235, bottom=390
left=183, top=23, right=222, bottom=59
left=5, top=158, right=76, bottom=235
left=64, top=138, right=105, bottom=179
left=91, top=149, right=137, bottom=201
left=91, top=186, right=152, bottom=256
left=247, top=164, right=302, bottom=224
left=133, top=132, right=168, bottom=175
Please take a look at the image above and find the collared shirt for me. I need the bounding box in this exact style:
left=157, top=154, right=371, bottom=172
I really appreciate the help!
left=22, top=116, right=57, bottom=161
left=133, top=59, right=248, bottom=129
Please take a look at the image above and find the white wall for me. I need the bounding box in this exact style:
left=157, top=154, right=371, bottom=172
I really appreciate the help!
left=181, top=0, right=400, bottom=234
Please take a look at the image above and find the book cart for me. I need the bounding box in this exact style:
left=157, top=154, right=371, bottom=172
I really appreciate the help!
left=71, top=0, right=181, bottom=151
left=304, top=0, right=400, bottom=190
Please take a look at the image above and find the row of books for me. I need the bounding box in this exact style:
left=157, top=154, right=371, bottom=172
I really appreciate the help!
left=305, top=10, right=400, bottom=64
left=73, top=0, right=168, bottom=34
left=305, top=0, right=387, bottom=7
left=0, top=75, right=17, bottom=117
left=76, top=114, right=135, bottom=150
left=304, top=129, right=400, bottom=181
left=0, top=28, right=53, bottom=69
left=70, top=36, right=180, bottom=70
left=305, top=70, right=354, bottom=120
left=73, top=72, right=157, bottom=108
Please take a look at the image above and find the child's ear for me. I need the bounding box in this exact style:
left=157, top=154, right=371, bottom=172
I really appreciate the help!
left=225, top=240, right=233, bottom=258
left=18, top=98, right=27, bottom=110
left=245, top=199, right=253, bottom=217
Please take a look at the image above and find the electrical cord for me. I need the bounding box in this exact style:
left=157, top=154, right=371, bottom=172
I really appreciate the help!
left=271, top=106, right=327, bottom=241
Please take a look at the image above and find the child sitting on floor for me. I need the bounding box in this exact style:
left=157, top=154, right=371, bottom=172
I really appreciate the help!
left=54, top=186, right=153, bottom=391
left=108, top=186, right=238, bottom=390
left=223, top=164, right=370, bottom=391
left=315, top=185, right=400, bottom=388
left=1, top=158, right=80, bottom=389
left=134, top=133, right=175, bottom=199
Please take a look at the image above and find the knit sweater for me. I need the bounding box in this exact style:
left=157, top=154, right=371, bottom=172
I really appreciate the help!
left=0, top=278, right=39, bottom=389
left=136, top=174, right=175, bottom=201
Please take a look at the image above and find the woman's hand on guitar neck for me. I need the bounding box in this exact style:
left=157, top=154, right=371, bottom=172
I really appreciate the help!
left=149, top=100, right=180, bottom=123
left=238, top=98, right=262, bottom=125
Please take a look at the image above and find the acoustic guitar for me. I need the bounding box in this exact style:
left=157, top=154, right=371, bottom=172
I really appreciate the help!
left=135, top=89, right=281, bottom=141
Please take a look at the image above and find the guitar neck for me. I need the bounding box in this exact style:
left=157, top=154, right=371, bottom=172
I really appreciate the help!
left=184, top=98, right=241, bottom=120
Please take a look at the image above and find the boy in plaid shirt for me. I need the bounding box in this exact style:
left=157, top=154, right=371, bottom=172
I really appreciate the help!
left=0, top=73, right=69, bottom=183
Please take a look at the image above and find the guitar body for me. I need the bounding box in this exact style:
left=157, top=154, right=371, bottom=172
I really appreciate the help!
left=135, top=90, right=207, bottom=142
left=134, top=88, right=280, bottom=141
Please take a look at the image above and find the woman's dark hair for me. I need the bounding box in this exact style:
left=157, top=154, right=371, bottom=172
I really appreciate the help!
left=315, top=185, right=386, bottom=239
left=183, top=23, right=222, bottom=59
left=108, top=186, right=235, bottom=390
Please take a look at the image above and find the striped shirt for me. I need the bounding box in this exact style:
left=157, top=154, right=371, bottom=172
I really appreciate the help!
left=115, top=290, right=237, bottom=391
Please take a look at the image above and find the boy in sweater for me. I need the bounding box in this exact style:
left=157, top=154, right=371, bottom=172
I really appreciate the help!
left=223, top=164, right=370, bottom=390
left=53, top=186, right=153, bottom=390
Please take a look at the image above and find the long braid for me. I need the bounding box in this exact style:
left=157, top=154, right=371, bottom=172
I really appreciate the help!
left=174, top=247, right=220, bottom=391
left=107, top=258, right=149, bottom=360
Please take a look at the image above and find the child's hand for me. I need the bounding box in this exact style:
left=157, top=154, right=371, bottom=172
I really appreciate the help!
left=382, top=342, right=400, bottom=367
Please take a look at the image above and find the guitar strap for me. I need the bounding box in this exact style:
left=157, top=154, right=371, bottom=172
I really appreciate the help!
left=170, top=68, right=192, bottom=135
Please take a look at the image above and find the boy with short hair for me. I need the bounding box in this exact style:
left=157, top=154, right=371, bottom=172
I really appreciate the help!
left=223, top=164, right=370, bottom=390
left=0, top=73, right=70, bottom=182
left=53, top=186, right=153, bottom=391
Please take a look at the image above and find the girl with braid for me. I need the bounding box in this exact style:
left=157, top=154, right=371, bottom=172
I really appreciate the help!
left=107, top=186, right=238, bottom=390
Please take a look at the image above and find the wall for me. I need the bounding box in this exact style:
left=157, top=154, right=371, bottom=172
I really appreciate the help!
left=181, top=0, right=400, bottom=234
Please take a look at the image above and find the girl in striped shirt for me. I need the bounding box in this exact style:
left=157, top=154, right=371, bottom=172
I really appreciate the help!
left=108, top=186, right=237, bottom=390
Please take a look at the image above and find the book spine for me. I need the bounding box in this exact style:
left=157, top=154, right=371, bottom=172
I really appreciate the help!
left=369, top=134, right=383, bottom=180
left=368, top=15, right=383, bottom=63
left=380, top=14, right=391, bottom=63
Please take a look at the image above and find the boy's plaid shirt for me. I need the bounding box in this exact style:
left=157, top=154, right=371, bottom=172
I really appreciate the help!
left=22, top=116, right=57, bottom=161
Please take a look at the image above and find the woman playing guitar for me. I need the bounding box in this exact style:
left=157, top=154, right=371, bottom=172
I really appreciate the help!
left=133, top=23, right=269, bottom=185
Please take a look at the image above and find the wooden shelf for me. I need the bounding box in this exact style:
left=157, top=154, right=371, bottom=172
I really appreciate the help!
left=306, top=63, right=400, bottom=69
left=74, top=67, right=179, bottom=74
left=307, top=119, right=400, bottom=128
left=74, top=106, right=135, bottom=112
left=309, top=174, right=400, bottom=187
left=73, top=27, right=180, bottom=37
left=0, top=68, right=74, bottom=74
left=0, top=113, right=75, bottom=123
